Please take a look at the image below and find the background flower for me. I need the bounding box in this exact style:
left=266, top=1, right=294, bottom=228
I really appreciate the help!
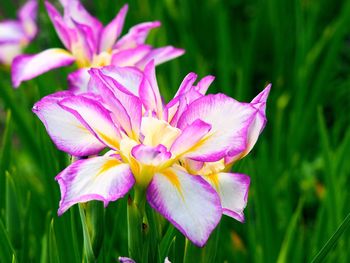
left=0, top=0, right=37, bottom=66
left=11, top=0, right=184, bottom=89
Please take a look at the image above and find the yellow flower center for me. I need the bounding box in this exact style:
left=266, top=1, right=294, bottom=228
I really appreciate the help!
left=119, top=117, right=181, bottom=188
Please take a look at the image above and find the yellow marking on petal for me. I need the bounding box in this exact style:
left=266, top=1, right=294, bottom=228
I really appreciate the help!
left=71, top=43, right=90, bottom=68
left=76, top=124, right=90, bottom=133
left=98, top=159, right=120, bottom=175
left=172, top=131, right=214, bottom=159
left=162, top=169, right=184, bottom=200
left=207, top=173, right=220, bottom=190
left=98, top=131, right=119, bottom=149
left=91, top=52, right=112, bottom=67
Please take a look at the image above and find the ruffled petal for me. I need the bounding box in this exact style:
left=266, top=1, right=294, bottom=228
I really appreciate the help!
left=166, top=74, right=213, bottom=125
left=59, top=95, right=121, bottom=149
left=56, top=155, right=134, bottom=215
left=99, top=4, right=128, bottom=52
left=12, top=48, right=75, bottom=87
left=33, top=92, right=106, bottom=156
left=88, top=67, right=142, bottom=138
left=177, top=94, right=258, bottom=162
left=131, top=144, right=171, bottom=166
left=90, top=65, right=143, bottom=96
left=147, top=166, right=222, bottom=247
left=205, top=173, right=250, bottom=222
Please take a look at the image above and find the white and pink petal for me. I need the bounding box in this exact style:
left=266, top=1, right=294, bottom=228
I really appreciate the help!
left=56, top=155, right=134, bottom=215
left=62, top=0, right=102, bottom=43
left=0, top=43, right=22, bottom=65
left=114, top=21, right=161, bottom=50
left=68, top=68, right=91, bottom=93
left=12, top=48, right=75, bottom=87
left=139, top=61, right=163, bottom=117
left=0, top=21, right=25, bottom=44
left=131, top=144, right=171, bottom=166
left=99, top=4, right=128, bottom=52
left=59, top=95, right=121, bottom=149
left=170, top=119, right=211, bottom=157
left=205, top=173, right=250, bottom=222
left=147, top=166, right=222, bottom=247
left=18, top=0, right=38, bottom=40
left=177, top=94, right=258, bottom=162
left=45, top=1, right=72, bottom=49
left=135, top=46, right=185, bottom=69
left=225, top=85, right=271, bottom=164
left=88, top=67, right=142, bottom=137
left=111, top=45, right=152, bottom=67
left=33, top=92, right=106, bottom=156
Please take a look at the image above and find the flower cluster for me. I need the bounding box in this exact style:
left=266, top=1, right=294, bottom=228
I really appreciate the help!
left=0, top=0, right=37, bottom=66
left=6, top=0, right=270, bottom=247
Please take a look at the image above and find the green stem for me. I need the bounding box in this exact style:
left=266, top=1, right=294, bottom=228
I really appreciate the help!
left=127, top=186, right=149, bottom=262
left=78, top=204, right=95, bottom=263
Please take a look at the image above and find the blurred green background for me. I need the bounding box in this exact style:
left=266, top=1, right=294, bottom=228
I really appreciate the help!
left=1, top=0, right=350, bottom=262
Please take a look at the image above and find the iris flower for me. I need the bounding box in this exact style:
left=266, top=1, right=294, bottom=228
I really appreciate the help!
left=33, top=62, right=270, bottom=246
left=12, top=0, right=184, bottom=90
left=0, top=0, right=37, bottom=66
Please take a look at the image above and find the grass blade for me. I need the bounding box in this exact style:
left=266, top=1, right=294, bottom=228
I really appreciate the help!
left=0, top=219, right=16, bottom=263
left=311, top=212, right=350, bottom=263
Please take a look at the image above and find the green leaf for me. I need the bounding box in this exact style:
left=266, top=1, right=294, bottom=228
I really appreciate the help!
left=276, top=199, right=304, bottom=263
left=127, top=194, right=143, bottom=263
left=311, top=212, right=350, bottom=263
left=79, top=204, right=96, bottom=263
left=160, top=224, right=176, bottom=261
left=85, top=201, right=105, bottom=259
left=0, top=219, right=16, bottom=263
left=5, top=172, right=21, bottom=250
left=0, top=110, right=13, bottom=211
left=48, top=219, right=60, bottom=263
left=0, top=110, right=12, bottom=177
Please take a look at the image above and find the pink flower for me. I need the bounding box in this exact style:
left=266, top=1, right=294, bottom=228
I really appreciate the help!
left=12, top=0, right=184, bottom=89
left=32, top=62, right=270, bottom=246
left=0, top=0, right=37, bottom=66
